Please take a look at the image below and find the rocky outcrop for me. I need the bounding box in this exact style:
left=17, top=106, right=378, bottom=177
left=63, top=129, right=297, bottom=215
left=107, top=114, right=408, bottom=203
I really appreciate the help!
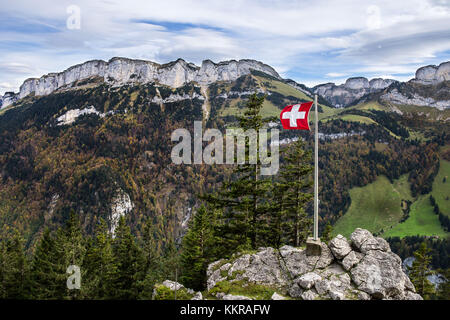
left=152, top=280, right=198, bottom=300
left=413, top=61, right=450, bottom=84
left=381, top=88, right=450, bottom=110
left=313, top=77, right=396, bottom=107
left=0, top=57, right=280, bottom=108
left=55, top=105, right=108, bottom=126
left=109, top=189, right=134, bottom=237
left=191, top=228, right=420, bottom=300
left=379, top=61, right=450, bottom=110
left=155, top=228, right=421, bottom=300
left=0, top=92, right=18, bottom=109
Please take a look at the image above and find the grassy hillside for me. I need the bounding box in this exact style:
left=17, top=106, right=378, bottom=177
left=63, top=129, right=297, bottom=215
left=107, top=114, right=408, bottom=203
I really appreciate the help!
left=218, top=74, right=335, bottom=120
left=332, top=175, right=405, bottom=238
left=338, top=114, right=377, bottom=125
left=383, top=195, right=448, bottom=238
left=431, top=159, right=450, bottom=216
left=333, top=166, right=449, bottom=239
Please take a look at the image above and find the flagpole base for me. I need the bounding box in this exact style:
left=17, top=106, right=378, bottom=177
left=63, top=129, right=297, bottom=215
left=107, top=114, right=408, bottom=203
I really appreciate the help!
left=306, top=237, right=322, bottom=256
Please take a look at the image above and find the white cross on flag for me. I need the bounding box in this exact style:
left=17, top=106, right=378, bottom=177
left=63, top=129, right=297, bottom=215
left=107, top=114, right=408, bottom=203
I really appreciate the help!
left=280, top=101, right=313, bottom=130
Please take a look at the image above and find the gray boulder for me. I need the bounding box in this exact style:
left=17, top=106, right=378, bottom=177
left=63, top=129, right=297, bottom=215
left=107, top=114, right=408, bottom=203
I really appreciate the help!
left=298, top=272, right=322, bottom=289
left=329, top=234, right=352, bottom=259
left=301, top=290, right=318, bottom=300
left=350, top=250, right=416, bottom=299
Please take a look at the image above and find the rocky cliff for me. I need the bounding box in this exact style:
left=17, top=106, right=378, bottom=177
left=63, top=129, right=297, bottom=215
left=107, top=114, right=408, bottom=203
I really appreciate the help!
left=2, top=58, right=449, bottom=110
left=153, top=228, right=422, bottom=300
left=379, top=61, right=450, bottom=110
left=0, top=57, right=280, bottom=109
left=413, top=61, right=450, bottom=84
left=313, top=77, right=397, bottom=108
left=314, top=62, right=450, bottom=108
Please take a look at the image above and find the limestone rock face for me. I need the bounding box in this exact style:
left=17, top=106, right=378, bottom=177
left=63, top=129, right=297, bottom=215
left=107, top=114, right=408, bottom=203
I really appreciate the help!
left=344, top=77, right=370, bottom=90
left=313, top=77, right=396, bottom=107
left=201, top=228, right=422, bottom=300
left=380, top=88, right=450, bottom=110
left=414, top=61, right=450, bottom=84
left=109, top=189, right=134, bottom=237
left=369, top=78, right=395, bottom=90
left=4, top=57, right=280, bottom=104
left=0, top=92, right=18, bottom=109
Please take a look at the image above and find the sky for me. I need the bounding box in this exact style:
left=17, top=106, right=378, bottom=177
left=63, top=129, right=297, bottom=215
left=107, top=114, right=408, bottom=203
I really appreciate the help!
left=0, top=0, right=450, bottom=94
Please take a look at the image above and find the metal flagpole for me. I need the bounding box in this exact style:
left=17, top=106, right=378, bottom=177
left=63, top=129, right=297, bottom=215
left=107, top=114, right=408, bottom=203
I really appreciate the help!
left=314, top=94, right=319, bottom=240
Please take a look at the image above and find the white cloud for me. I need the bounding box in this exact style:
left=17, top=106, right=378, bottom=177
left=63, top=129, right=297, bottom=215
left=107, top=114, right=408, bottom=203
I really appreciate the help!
left=326, top=72, right=348, bottom=78
left=0, top=0, right=449, bottom=94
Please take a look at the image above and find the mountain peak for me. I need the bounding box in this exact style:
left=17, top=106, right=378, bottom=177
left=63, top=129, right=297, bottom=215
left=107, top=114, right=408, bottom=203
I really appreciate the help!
left=314, top=76, right=396, bottom=107
left=413, top=61, right=450, bottom=84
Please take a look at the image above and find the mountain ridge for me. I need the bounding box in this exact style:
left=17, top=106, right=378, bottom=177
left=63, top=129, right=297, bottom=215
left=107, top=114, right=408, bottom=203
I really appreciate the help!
left=0, top=57, right=280, bottom=109
left=2, top=58, right=450, bottom=110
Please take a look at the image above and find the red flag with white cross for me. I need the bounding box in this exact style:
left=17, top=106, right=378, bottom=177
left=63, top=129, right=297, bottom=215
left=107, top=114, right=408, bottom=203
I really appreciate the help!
left=279, top=101, right=313, bottom=130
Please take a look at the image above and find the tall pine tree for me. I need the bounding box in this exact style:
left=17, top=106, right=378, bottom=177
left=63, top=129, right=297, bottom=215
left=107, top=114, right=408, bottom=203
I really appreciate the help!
left=203, top=93, right=271, bottom=254
left=0, top=230, right=29, bottom=299
left=82, top=218, right=118, bottom=299
left=272, top=138, right=313, bottom=247
left=30, top=228, right=65, bottom=299
left=138, top=217, right=163, bottom=299
left=112, top=216, right=145, bottom=299
left=61, top=211, right=86, bottom=299
left=180, top=205, right=214, bottom=290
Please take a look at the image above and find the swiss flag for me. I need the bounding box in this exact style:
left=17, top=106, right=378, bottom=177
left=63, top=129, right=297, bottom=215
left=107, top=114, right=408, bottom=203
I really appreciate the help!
left=280, top=101, right=313, bottom=130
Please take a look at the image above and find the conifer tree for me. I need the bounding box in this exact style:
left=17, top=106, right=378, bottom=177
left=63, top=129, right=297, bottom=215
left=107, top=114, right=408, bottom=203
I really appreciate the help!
left=436, top=268, right=450, bottom=300
left=180, top=206, right=213, bottom=290
left=138, top=218, right=162, bottom=299
left=112, top=216, right=145, bottom=299
left=275, top=138, right=313, bottom=247
left=161, top=237, right=181, bottom=283
left=203, top=93, right=271, bottom=253
left=57, top=211, right=86, bottom=299
left=266, top=180, right=288, bottom=248
left=0, top=240, right=6, bottom=298
left=82, top=218, right=117, bottom=299
left=409, top=242, right=435, bottom=299
left=0, top=231, right=29, bottom=299
left=30, top=228, right=65, bottom=299
left=62, top=211, right=86, bottom=267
